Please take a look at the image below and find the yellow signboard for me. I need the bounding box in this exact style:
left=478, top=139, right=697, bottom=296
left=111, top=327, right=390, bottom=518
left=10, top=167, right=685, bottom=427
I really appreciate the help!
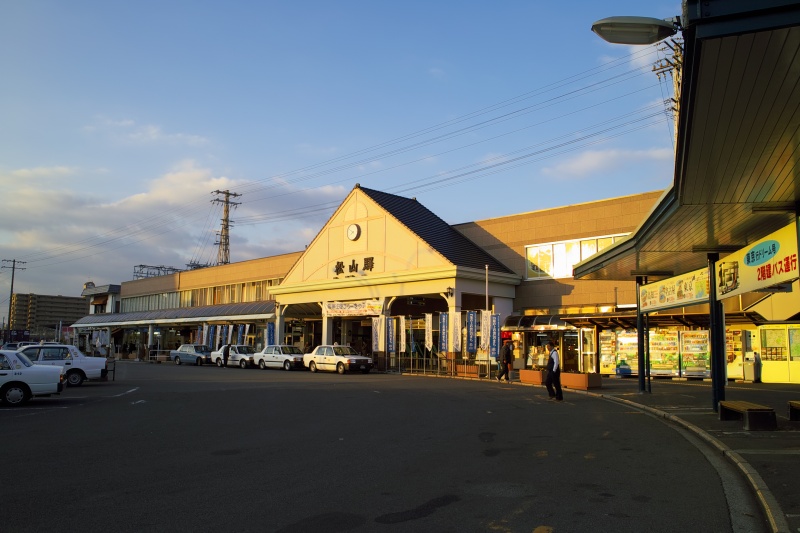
left=715, top=221, right=799, bottom=300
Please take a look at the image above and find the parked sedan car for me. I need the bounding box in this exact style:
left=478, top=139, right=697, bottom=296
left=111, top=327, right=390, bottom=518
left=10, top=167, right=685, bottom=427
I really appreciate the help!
left=303, top=345, right=373, bottom=374
left=0, top=349, right=64, bottom=406
left=170, top=344, right=212, bottom=365
left=210, top=345, right=256, bottom=368
left=253, top=345, right=305, bottom=370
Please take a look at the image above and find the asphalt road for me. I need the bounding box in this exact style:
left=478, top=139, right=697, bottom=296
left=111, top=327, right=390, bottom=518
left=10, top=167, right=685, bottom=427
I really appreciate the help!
left=1, top=362, right=768, bottom=533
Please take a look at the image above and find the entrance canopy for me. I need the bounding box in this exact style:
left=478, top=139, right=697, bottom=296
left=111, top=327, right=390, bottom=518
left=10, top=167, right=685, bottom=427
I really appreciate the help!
left=575, top=1, right=800, bottom=283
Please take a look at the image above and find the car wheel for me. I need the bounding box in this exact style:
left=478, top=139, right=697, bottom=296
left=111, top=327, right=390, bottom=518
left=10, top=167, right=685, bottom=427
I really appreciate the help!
left=174, top=356, right=181, bottom=365
left=216, top=359, right=223, bottom=367
left=195, top=357, right=202, bottom=366
left=240, top=359, right=248, bottom=369
left=66, top=370, right=85, bottom=387
left=259, top=360, right=266, bottom=369
left=309, top=361, right=317, bottom=373
left=337, top=362, right=346, bottom=374
left=283, top=360, right=291, bottom=371
left=1, top=383, right=31, bottom=406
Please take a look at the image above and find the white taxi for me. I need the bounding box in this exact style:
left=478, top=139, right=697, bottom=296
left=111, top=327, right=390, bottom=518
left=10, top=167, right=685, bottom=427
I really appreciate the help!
left=253, top=345, right=305, bottom=370
left=0, top=349, right=65, bottom=406
left=303, top=345, right=373, bottom=374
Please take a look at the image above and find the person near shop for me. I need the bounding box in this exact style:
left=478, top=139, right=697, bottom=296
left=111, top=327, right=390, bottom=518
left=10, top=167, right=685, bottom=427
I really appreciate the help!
left=222, top=343, right=230, bottom=367
left=545, top=341, right=563, bottom=401
left=496, top=339, right=513, bottom=382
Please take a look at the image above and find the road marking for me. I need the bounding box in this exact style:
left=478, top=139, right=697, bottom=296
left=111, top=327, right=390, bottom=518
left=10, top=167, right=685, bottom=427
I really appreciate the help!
left=109, top=388, right=139, bottom=398
left=131, top=400, right=146, bottom=405
left=734, top=449, right=800, bottom=455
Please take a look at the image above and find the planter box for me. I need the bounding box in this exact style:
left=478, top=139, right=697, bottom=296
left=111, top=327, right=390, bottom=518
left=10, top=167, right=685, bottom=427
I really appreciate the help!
left=519, top=369, right=546, bottom=385
left=561, top=372, right=602, bottom=390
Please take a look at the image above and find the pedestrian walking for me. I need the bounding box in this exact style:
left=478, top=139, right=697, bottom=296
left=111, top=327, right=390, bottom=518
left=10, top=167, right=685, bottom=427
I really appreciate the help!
left=496, top=339, right=513, bottom=382
left=545, top=341, right=563, bottom=401
left=222, top=343, right=230, bottom=367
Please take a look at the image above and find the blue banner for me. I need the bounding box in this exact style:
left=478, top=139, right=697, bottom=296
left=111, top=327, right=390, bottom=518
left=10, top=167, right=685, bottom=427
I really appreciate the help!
left=490, top=314, right=500, bottom=358
left=267, top=322, right=275, bottom=346
left=208, top=325, right=216, bottom=349
left=439, top=313, right=448, bottom=352
left=197, top=326, right=202, bottom=345
left=237, top=324, right=244, bottom=345
left=387, top=317, right=395, bottom=352
left=467, top=311, right=477, bottom=352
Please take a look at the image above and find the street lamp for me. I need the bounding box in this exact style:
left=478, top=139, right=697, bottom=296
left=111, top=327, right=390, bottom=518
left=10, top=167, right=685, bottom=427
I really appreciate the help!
left=591, top=16, right=680, bottom=45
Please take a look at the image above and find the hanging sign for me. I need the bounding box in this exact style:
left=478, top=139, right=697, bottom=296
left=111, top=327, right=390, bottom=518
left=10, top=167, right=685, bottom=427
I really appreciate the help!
left=425, top=313, right=433, bottom=351
left=715, top=221, right=798, bottom=300
left=372, top=317, right=381, bottom=351
left=267, top=322, right=275, bottom=346
left=399, top=316, right=406, bottom=352
left=480, top=310, right=491, bottom=350
left=640, top=267, right=709, bottom=312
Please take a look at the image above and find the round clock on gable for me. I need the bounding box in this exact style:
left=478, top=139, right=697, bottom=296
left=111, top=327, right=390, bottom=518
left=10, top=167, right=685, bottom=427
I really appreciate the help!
left=347, top=223, right=361, bottom=241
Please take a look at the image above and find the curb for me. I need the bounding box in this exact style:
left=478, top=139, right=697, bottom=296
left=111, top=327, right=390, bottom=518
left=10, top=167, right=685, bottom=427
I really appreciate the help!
left=591, top=391, right=790, bottom=533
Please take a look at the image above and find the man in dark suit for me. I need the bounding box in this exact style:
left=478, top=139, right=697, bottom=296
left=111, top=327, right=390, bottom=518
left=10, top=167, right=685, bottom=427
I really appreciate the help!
left=545, top=341, right=563, bottom=401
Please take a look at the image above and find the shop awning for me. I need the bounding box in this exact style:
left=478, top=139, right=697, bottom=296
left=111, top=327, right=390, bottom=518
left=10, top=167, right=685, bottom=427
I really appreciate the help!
left=91, top=296, right=108, bottom=305
left=70, top=301, right=276, bottom=328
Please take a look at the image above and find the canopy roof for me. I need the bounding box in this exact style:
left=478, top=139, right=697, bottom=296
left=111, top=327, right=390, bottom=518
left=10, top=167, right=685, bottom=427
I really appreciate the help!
left=575, top=0, right=800, bottom=282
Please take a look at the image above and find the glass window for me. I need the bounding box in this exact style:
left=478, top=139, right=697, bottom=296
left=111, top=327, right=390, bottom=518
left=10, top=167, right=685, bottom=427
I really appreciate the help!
left=580, top=239, right=598, bottom=260
left=597, top=237, right=614, bottom=252
left=552, top=243, right=568, bottom=278
left=0, top=355, right=10, bottom=370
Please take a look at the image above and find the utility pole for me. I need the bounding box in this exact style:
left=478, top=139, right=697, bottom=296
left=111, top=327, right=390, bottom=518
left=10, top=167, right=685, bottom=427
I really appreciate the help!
left=2, top=259, right=26, bottom=344
left=211, top=190, right=241, bottom=265
left=653, top=37, right=683, bottom=147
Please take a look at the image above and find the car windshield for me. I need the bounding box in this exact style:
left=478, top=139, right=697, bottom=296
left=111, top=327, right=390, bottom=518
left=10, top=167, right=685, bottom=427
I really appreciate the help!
left=14, top=352, right=34, bottom=367
left=284, top=346, right=303, bottom=355
left=333, top=347, right=360, bottom=356
left=196, top=346, right=211, bottom=354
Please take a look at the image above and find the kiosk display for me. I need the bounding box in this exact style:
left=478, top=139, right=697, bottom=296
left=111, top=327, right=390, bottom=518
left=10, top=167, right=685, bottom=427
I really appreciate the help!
left=680, top=331, right=710, bottom=378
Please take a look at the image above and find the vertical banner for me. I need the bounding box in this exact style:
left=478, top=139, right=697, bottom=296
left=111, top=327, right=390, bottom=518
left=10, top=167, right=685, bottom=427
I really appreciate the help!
left=439, top=313, right=448, bottom=353
left=196, top=326, right=202, bottom=345
left=480, top=310, right=491, bottom=350
left=237, top=324, right=244, bottom=345
left=489, top=314, right=500, bottom=359
left=399, top=316, right=406, bottom=353
left=424, top=313, right=433, bottom=351
left=202, top=325, right=209, bottom=346
left=211, top=325, right=217, bottom=349
left=267, top=322, right=275, bottom=346
left=245, top=324, right=251, bottom=341
left=387, top=317, right=395, bottom=352
left=226, top=325, right=234, bottom=344
left=372, top=317, right=381, bottom=352
left=452, top=312, right=461, bottom=352
left=467, top=311, right=477, bottom=352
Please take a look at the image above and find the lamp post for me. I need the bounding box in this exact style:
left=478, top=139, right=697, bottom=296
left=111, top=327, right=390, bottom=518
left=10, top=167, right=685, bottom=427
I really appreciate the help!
left=591, top=16, right=680, bottom=45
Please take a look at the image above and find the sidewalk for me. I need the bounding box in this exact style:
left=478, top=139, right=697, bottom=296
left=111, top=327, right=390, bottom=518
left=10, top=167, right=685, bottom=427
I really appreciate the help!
left=580, top=376, right=800, bottom=533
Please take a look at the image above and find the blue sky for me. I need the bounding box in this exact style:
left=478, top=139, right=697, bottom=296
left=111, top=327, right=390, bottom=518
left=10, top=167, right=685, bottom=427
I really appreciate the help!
left=0, top=1, right=681, bottom=302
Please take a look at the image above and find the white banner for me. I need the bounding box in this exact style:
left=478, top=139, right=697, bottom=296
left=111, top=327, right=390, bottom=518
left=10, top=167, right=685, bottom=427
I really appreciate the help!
left=227, top=326, right=234, bottom=344
left=372, top=317, right=381, bottom=352
left=480, top=310, right=491, bottom=350
left=452, top=312, right=461, bottom=352
left=399, top=316, right=406, bottom=353
left=325, top=300, right=383, bottom=317
left=425, top=313, right=433, bottom=351
left=202, top=325, right=208, bottom=346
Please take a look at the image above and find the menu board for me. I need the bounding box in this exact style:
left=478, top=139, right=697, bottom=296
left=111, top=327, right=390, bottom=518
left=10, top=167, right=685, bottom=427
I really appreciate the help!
left=599, top=331, right=616, bottom=375
left=680, top=330, right=710, bottom=377
left=648, top=330, right=679, bottom=376
left=616, top=330, right=639, bottom=375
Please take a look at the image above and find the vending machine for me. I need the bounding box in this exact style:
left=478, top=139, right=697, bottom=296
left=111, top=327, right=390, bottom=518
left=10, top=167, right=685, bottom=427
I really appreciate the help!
left=726, top=329, right=752, bottom=380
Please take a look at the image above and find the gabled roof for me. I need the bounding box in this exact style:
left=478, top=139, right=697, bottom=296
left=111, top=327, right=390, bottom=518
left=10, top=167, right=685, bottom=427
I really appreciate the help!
left=71, top=301, right=275, bottom=328
left=81, top=284, right=121, bottom=297
left=358, top=186, right=514, bottom=274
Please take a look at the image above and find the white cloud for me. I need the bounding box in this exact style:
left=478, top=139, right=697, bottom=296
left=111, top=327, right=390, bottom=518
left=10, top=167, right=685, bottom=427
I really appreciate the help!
left=542, top=148, right=673, bottom=178
left=84, top=115, right=209, bottom=146
left=10, top=166, right=77, bottom=179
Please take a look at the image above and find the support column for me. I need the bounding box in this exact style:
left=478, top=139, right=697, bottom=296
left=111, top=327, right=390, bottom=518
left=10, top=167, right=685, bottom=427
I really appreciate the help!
left=341, top=319, right=353, bottom=346
left=708, top=253, right=726, bottom=411
left=321, top=315, right=333, bottom=345
left=636, top=276, right=646, bottom=393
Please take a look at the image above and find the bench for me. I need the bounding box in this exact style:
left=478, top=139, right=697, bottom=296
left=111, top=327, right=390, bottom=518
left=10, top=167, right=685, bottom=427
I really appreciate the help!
left=789, top=401, right=800, bottom=422
left=718, top=400, right=777, bottom=431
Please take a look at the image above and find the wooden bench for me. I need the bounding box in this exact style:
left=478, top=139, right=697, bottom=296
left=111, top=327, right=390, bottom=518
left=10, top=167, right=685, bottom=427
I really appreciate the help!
left=789, top=401, right=800, bottom=422
left=718, top=400, right=777, bottom=430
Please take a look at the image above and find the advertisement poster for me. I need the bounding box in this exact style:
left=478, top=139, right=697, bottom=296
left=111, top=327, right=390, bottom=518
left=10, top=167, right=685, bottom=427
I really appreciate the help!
left=640, top=267, right=708, bottom=312
left=324, top=300, right=383, bottom=317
